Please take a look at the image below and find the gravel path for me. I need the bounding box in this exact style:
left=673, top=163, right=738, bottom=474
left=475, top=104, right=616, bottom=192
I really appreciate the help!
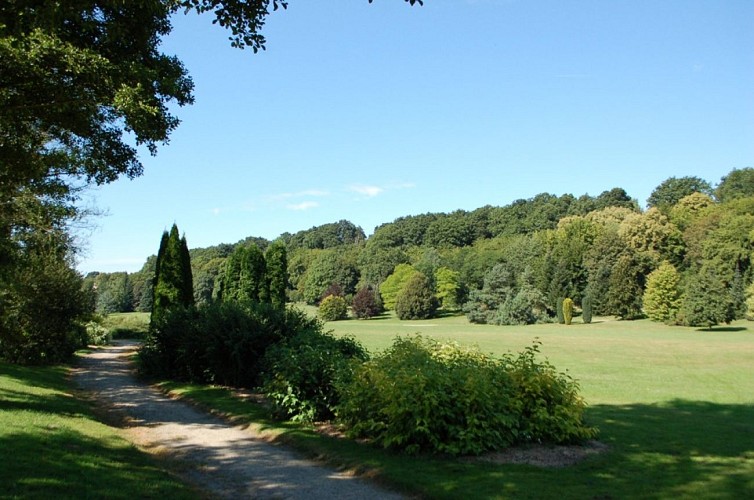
left=73, top=340, right=404, bottom=499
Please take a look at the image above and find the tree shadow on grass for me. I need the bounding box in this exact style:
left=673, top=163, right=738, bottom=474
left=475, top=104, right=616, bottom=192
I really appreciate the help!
left=694, top=326, right=748, bottom=333
left=0, top=429, right=194, bottom=498
left=424, top=400, right=754, bottom=499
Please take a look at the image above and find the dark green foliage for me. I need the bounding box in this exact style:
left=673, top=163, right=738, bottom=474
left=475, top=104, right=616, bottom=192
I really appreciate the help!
left=261, top=330, right=368, bottom=422
left=556, top=297, right=565, bottom=324
left=265, top=241, right=288, bottom=310
left=563, top=298, right=574, bottom=325
left=281, top=220, right=365, bottom=251
left=647, top=176, right=713, bottom=210
left=319, top=295, right=349, bottom=321
left=0, top=248, right=91, bottom=364
left=607, top=254, right=646, bottom=320
left=352, top=286, right=383, bottom=319
left=152, top=225, right=194, bottom=324
left=222, top=244, right=268, bottom=304
left=93, top=273, right=133, bottom=314
left=494, top=283, right=549, bottom=326
left=680, top=267, right=735, bottom=329
left=303, top=249, right=360, bottom=304
left=395, top=273, right=438, bottom=320
left=581, top=295, right=593, bottom=324
left=464, top=262, right=516, bottom=324
left=716, top=167, right=754, bottom=203
left=336, top=336, right=597, bottom=456
left=139, top=302, right=317, bottom=387
left=424, top=210, right=477, bottom=247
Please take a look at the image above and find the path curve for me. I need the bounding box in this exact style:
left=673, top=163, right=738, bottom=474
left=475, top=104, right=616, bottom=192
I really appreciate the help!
left=73, top=340, right=403, bottom=499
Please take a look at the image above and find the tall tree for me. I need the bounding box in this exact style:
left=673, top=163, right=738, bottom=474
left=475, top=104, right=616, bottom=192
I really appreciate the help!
left=642, top=262, right=682, bottom=323
left=266, top=241, right=288, bottom=310
left=716, top=167, right=754, bottom=203
left=647, top=176, right=713, bottom=211
left=222, top=243, right=268, bottom=304
left=152, top=224, right=193, bottom=323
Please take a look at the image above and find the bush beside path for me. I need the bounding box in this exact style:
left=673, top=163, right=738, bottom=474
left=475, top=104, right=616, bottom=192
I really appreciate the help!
left=73, top=340, right=403, bottom=500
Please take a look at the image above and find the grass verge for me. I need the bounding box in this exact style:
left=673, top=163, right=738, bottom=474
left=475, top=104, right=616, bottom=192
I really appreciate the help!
left=0, top=362, right=198, bottom=499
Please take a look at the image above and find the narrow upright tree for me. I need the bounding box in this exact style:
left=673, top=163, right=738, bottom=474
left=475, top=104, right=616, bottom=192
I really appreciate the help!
left=152, top=224, right=193, bottom=324
left=266, top=241, right=288, bottom=310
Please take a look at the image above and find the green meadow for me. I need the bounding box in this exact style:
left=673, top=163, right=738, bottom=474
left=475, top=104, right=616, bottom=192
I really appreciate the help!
left=5, top=311, right=753, bottom=498
left=166, top=311, right=754, bottom=498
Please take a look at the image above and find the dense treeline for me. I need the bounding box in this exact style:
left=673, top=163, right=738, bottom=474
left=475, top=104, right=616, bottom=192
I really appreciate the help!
left=90, top=168, right=754, bottom=329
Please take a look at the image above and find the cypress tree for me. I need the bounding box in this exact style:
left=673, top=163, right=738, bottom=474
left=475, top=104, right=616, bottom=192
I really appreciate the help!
left=223, top=243, right=268, bottom=304
left=266, top=241, right=288, bottom=310
left=556, top=296, right=565, bottom=324
left=563, top=298, right=574, bottom=325
left=151, top=224, right=193, bottom=324
left=582, top=295, right=593, bottom=324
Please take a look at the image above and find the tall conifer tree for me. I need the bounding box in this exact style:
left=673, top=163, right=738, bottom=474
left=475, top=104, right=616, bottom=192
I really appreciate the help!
left=266, top=241, right=288, bottom=310
left=151, top=224, right=193, bottom=324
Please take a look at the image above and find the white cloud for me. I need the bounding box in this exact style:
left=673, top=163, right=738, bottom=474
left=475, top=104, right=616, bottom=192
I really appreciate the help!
left=269, top=189, right=330, bottom=201
left=348, top=184, right=384, bottom=198
left=287, top=201, right=319, bottom=211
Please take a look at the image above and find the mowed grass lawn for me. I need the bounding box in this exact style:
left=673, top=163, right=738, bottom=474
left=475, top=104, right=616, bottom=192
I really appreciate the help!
left=0, top=361, right=197, bottom=499
left=320, top=312, right=754, bottom=498
left=8, top=311, right=751, bottom=498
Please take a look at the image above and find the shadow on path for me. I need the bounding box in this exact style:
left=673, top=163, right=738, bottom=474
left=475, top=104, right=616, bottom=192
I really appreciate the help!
left=73, top=340, right=403, bottom=500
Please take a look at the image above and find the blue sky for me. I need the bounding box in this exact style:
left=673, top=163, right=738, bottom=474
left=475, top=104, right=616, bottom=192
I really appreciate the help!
left=77, top=0, right=754, bottom=274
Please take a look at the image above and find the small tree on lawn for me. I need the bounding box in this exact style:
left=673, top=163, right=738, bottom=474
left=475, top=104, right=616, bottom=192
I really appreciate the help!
left=680, top=267, right=734, bottom=329
left=319, top=295, right=348, bottom=321
left=582, top=295, right=593, bottom=324
left=563, top=298, right=574, bottom=325
left=352, top=285, right=382, bottom=319
left=642, top=262, right=682, bottom=323
left=395, top=272, right=438, bottom=320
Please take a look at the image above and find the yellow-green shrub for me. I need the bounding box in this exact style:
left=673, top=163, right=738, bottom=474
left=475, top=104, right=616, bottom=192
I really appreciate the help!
left=336, top=335, right=597, bottom=455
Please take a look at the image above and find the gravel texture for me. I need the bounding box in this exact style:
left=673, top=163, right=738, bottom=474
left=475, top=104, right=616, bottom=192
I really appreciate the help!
left=73, top=340, right=404, bottom=499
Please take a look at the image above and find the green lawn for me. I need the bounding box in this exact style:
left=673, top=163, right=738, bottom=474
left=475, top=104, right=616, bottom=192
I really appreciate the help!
left=0, top=361, right=198, bottom=499
left=100, top=312, right=151, bottom=339
left=167, top=309, right=753, bottom=498
left=27, top=310, right=752, bottom=498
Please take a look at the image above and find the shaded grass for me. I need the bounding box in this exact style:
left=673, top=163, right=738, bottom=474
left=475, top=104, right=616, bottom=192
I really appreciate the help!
left=0, top=362, right=198, bottom=499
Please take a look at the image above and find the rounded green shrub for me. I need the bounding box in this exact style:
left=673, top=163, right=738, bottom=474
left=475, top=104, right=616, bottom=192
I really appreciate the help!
left=336, top=335, right=597, bottom=456
left=394, top=273, right=438, bottom=320
left=261, top=330, right=368, bottom=422
left=319, top=294, right=349, bottom=321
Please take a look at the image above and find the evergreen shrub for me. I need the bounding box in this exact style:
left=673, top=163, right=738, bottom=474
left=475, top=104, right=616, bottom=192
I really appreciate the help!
left=582, top=295, right=593, bottom=324
left=563, top=298, right=574, bottom=325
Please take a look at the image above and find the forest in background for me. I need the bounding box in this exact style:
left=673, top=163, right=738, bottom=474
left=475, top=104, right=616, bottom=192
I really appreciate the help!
left=85, top=168, right=754, bottom=328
